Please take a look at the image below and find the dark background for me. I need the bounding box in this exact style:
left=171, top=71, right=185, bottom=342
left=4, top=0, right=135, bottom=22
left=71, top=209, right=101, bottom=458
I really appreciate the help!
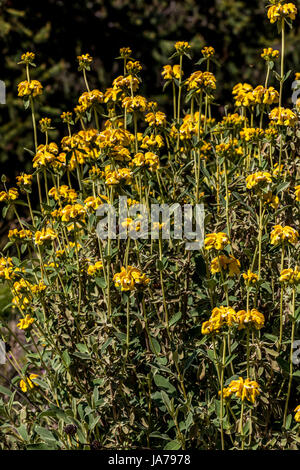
left=0, top=0, right=300, bottom=179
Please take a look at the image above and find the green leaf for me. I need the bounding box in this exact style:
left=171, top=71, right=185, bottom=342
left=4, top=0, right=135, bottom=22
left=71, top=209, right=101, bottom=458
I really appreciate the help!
left=35, top=426, right=57, bottom=442
left=154, top=374, right=176, bottom=394
left=164, top=439, right=181, bottom=450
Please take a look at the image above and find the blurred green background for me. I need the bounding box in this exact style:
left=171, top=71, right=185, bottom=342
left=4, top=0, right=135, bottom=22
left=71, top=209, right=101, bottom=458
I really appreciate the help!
left=0, top=0, right=299, bottom=180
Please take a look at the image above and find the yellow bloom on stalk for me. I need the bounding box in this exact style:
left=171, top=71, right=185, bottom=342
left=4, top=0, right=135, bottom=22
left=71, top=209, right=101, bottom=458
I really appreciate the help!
left=270, top=225, right=299, bottom=246
left=232, top=83, right=254, bottom=107
left=61, top=111, right=73, bottom=123
left=186, top=71, right=216, bottom=93
left=215, top=139, right=243, bottom=159
left=78, top=90, right=104, bottom=111
left=8, top=229, right=32, bottom=241
left=246, top=171, right=272, bottom=190
left=48, top=185, right=78, bottom=203
left=236, top=309, right=265, bottom=330
left=174, top=41, right=191, bottom=53
left=220, top=377, right=260, bottom=403
left=119, top=47, right=132, bottom=58
left=59, top=204, right=86, bottom=223
left=201, top=306, right=237, bottom=335
left=267, top=3, right=297, bottom=24
left=204, top=232, right=230, bottom=251
left=261, top=48, right=280, bottom=61
left=161, top=65, right=182, bottom=80
left=211, top=255, right=241, bottom=277
left=33, top=143, right=60, bottom=168
left=19, top=373, right=39, bottom=393
left=269, top=107, right=297, bottom=127
left=77, top=53, right=93, bottom=69
left=279, top=267, right=300, bottom=285
left=132, top=151, right=159, bottom=171
left=295, top=185, right=300, bottom=201
left=242, top=270, right=258, bottom=285
left=34, top=227, right=57, bottom=245
left=16, top=174, right=33, bottom=188
left=17, top=80, right=43, bottom=98
left=295, top=405, right=300, bottom=422
left=84, top=196, right=103, bottom=211
left=113, top=266, right=150, bottom=291
left=0, top=188, right=19, bottom=203
left=103, top=166, right=132, bottom=186
left=20, top=51, right=35, bottom=63
left=87, top=261, right=103, bottom=277
left=17, top=314, right=35, bottom=330
left=0, top=257, right=21, bottom=281
left=126, top=60, right=142, bottom=74
left=263, top=191, right=279, bottom=209
left=240, top=128, right=264, bottom=143
left=201, top=46, right=215, bottom=58
left=122, top=95, right=147, bottom=113
left=145, top=111, right=166, bottom=127
left=141, top=134, right=164, bottom=150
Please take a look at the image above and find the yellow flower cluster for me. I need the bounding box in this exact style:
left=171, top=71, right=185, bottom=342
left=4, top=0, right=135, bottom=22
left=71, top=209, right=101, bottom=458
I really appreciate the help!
left=242, top=270, right=258, bottom=285
left=77, top=89, right=104, bottom=113
left=295, top=405, right=300, bottom=422
left=233, top=83, right=279, bottom=107
left=204, top=232, right=230, bottom=251
left=145, top=111, right=166, bottom=127
left=162, top=65, right=182, bottom=80
left=122, top=96, right=147, bottom=112
left=16, top=174, right=33, bottom=188
left=235, top=309, right=265, bottom=330
left=174, top=41, right=191, bottom=53
left=221, top=377, right=260, bottom=403
left=103, top=165, right=132, bottom=186
left=17, top=314, right=35, bottom=330
left=32, top=143, right=62, bottom=169
left=186, top=71, right=216, bottom=93
left=267, top=3, right=297, bottom=24
left=132, top=152, right=159, bottom=171
left=215, top=139, right=243, bottom=160
left=113, top=266, right=150, bottom=291
left=17, top=80, right=43, bottom=98
left=210, top=255, right=240, bottom=277
left=0, top=187, right=19, bottom=202
left=279, top=267, right=300, bottom=285
left=246, top=171, right=272, bottom=190
left=202, top=306, right=237, bottom=334
left=295, top=185, right=300, bottom=202
left=8, top=229, right=32, bottom=241
left=20, top=51, right=35, bottom=63
left=52, top=204, right=86, bottom=223
left=261, top=48, right=280, bottom=61
left=269, top=107, right=297, bottom=127
left=20, top=373, right=39, bottom=393
left=87, top=261, right=103, bottom=276
left=270, top=225, right=299, bottom=246
left=0, top=257, right=21, bottom=281
left=34, top=228, right=57, bottom=245
left=13, top=279, right=46, bottom=310
left=240, top=127, right=264, bottom=143
left=48, top=185, right=78, bottom=203
left=201, top=46, right=215, bottom=58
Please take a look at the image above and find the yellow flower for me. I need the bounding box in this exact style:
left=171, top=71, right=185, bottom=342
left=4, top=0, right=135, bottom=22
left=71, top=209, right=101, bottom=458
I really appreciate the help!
left=17, top=80, right=43, bottom=97
left=270, top=225, right=299, bottom=246
left=87, top=261, right=103, bottom=276
left=245, top=171, right=272, bottom=190
left=211, top=255, right=241, bottom=277
left=20, top=373, right=39, bottom=393
left=122, top=96, right=147, bottom=113
left=0, top=187, right=19, bottom=203
left=269, top=107, right=297, bottom=127
left=17, top=314, right=35, bottom=330
left=261, top=48, right=280, bottom=61
left=295, top=185, right=300, bottom=202
left=202, top=306, right=237, bottom=334
left=161, top=65, right=182, bottom=80
left=119, top=47, right=132, bottom=58
left=220, top=377, right=260, bottom=403
left=113, top=266, right=150, bottom=291
left=77, top=53, right=93, bottom=69
left=279, top=267, right=300, bottom=285
left=294, top=405, right=300, bottom=422
left=16, top=174, right=33, bottom=188
left=204, top=232, right=230, bottom=251
left=236, top=309, right=265, bottom=330
left=174, top=41, right=191, bottom=53
left=8, top=229, right=32, bottom=241
left=126, top=60, right=142, bottom=74
left=242, top=270, right=258, bottom=285
left=34, top=228, right=57, bottom=245
left=201, top=46, right=215, bottom=58
left=267, top=3, right=297, bottom=24
left=20, top=52, right=35, bottom=64
left=263, top=191, right=279, bottom=209
left=145, top=111, right=166, bottom=127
